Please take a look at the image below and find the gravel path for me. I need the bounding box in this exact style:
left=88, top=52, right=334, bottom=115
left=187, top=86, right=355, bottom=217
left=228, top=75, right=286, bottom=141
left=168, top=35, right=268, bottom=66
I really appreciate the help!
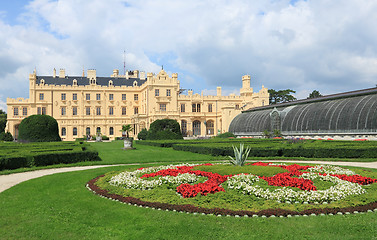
left=1, top=161, right=377, bottom=194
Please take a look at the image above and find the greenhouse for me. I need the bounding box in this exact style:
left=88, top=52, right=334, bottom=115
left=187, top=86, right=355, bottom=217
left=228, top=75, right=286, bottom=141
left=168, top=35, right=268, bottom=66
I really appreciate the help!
left=229, top=88, right=377, bottom=140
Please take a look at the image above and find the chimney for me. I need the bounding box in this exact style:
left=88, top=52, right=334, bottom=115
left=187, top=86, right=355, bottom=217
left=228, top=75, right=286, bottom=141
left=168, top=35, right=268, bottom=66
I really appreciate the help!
left=87, top=69, right=96, bottom=80
left=217, top=87, right=222, bottom=96
left=59, top=69, right=65, bottom=78
left=53, top=68, right=56, bottom=78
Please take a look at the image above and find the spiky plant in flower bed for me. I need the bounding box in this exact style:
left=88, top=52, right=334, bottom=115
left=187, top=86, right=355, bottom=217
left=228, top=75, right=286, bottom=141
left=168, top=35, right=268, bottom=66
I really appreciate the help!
left=228, top=143, right=251, bottom=166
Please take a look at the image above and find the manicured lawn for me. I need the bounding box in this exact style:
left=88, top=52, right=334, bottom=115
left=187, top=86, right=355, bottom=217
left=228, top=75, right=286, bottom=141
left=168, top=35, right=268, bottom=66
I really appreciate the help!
left=92, top=141, right=218, bottom=164
left=0, top=141, right=218, bottom=175
left=0, top=165, right=376, bottom=239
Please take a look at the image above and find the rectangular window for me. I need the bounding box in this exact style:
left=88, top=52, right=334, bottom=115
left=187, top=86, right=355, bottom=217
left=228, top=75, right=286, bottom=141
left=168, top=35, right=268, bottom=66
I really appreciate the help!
left=13, top=108, right=18, bottom=116
left=72, top=107, right=77, bottom=116
left=109, top=106, right=114, bottom=115
left=155, top=89, right=159, bottom=96
left=181, top=104, right=185, bottom=112
left=197, top=104, right=201, bottom=112
left=96, top=107, right=101, bottom=115
left=37, top=107, right=41, bottom=115
left=122, top=94, right=127, bottom=101
left=160, top=104, right=166, bottom=112
left=61, top=93, right=66, bottom=100
left=109, top=94, right=114, bottom=101
left=73, top=93, right=77, bottom=100
left=208, top=104, right=213, bottom=112
left=22, top=107, right=27, bottom=116
left=61, top=107, right=66, bottom=116
left=192, top=104, right=196, bottom=112
left=86, top=107, right=90, bottom=115
left=134, top=94, right=138, bottom=101
left=166, top=89, right=171, bottom=96
left=96, top=94, right=101, bottom=101
left=122, top=107, right=127, bottom=115
left=86, top=94, right=90, bottom=100
left=235, top=104, right=239, bottom=110
left=134, top=107, right=138, bottom=114
left=42, top=107, right=46, bottom=115
left=39, top=93, right=44, bottom=100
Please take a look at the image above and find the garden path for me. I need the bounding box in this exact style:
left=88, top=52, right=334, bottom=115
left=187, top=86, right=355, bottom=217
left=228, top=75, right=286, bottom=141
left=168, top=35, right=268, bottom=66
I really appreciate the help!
left=0, top=161, right=376, bottom=194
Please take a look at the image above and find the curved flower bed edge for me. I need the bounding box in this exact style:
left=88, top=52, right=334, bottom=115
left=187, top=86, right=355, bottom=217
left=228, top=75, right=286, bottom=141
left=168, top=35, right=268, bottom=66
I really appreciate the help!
left=86, top=175, right=377, bottom=217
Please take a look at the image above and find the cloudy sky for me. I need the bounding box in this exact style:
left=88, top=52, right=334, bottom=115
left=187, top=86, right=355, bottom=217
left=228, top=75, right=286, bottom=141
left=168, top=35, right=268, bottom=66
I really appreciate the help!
left=1, top=0, right=377, bottom=112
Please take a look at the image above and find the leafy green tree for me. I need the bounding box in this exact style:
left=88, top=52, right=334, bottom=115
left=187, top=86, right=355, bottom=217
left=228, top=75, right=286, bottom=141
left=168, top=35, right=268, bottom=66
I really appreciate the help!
left=137, top=128, right=148, bottom=140
left=0, top=131, right=13, bottom=141
left=18, top=115, right=61, bottom=142
left=147, top=119, right=183, bottom=140
left=307, top=90, right=322, bottom=99
left=0, top=109, right=6, bottom=133
left=268, top=89, right=297, bottom=104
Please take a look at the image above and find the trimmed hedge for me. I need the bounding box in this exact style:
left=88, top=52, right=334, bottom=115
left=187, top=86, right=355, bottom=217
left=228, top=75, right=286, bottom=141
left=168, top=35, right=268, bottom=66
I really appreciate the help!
left=146, top=119, right=183, bottom=140
left=172, top=141, right=377, bottom=158
left=0, top=142, right=100, bottom=170
left=18, top=115, right=61, bottom=142
left=138, top=138, right=377, bottom=159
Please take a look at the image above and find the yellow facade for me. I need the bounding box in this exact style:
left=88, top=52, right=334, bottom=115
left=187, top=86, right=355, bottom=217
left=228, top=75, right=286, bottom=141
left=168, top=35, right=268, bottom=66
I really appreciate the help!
left=6, top=68, right=269, bottom=141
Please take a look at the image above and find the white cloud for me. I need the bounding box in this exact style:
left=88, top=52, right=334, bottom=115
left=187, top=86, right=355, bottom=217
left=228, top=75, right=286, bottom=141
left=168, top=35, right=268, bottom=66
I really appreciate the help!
left=1, top=0, right=377, bottom=106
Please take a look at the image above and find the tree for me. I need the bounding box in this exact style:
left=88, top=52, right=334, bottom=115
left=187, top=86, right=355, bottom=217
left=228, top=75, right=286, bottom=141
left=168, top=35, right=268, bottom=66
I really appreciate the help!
left=146, top=119, right=183, bottom=140
left=0, top=131, right=13, bottom=141
left=268, top=89, right=297, bottom=104
left=307, top=90, right=322, bottom=99
left=0, top=109, right=6, bottom=133
left=137, top=128, right=148, bottom=140
left=121, top=124, right=133, bottom=138
left=18, top=115, right=61, bottom=142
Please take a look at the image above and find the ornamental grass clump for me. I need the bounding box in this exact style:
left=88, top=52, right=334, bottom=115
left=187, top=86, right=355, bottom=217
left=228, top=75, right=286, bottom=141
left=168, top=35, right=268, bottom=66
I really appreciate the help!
left=228, top=144, right=251, bottom=166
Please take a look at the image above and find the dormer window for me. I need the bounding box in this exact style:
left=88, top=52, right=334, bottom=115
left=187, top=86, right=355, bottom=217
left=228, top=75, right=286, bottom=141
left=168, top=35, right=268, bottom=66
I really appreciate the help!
left=90, top=78, right=96, bottom=85
left=109, top=80, right=113, bottom=86
left=40, top=79, right=45, bottom=85
left=73, top=79, right=77, bottom=86
left=133, top=81, right=138, bottom=87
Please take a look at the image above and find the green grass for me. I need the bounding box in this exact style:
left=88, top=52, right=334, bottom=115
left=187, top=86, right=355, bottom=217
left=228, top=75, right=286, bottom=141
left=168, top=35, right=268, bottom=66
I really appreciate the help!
left=0, top=165, right=376, bottom=240
left=0, top=141, right=218, bottom=175
left=193, top=164, right=287, bottom=176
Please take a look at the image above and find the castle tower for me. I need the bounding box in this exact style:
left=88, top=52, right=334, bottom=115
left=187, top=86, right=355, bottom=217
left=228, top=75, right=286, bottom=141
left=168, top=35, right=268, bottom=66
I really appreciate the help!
left=240, top=75, right=253, bottom=97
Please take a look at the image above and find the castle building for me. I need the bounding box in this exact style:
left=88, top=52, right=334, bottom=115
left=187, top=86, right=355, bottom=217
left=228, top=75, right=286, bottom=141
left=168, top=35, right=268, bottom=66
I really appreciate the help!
left=6, top=68, right=269, bottom=141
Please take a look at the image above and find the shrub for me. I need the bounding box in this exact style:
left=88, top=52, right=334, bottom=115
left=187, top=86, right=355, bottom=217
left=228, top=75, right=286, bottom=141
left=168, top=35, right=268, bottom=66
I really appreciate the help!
left=18, top=115, right=61, bottom=142
left=216, top=132, right=236, bottom=138
left=137, top=128, right=148, bottom=140
left=147, top=119, right=183, bottom=140
left=0, top=131, right=13, bottom=141
left=102, top=135, right=109, bottom=140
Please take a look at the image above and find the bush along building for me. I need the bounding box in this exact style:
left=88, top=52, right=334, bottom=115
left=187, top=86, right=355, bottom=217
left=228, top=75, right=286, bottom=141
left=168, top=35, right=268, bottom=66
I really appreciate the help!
left=229, top=87, right=377, bottom=140
left=7, top=68, right=269, bottom=141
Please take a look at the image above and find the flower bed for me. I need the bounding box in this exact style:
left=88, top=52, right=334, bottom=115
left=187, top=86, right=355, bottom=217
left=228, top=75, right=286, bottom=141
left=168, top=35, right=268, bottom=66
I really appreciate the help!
left=88, top=162, right=377, bottom=217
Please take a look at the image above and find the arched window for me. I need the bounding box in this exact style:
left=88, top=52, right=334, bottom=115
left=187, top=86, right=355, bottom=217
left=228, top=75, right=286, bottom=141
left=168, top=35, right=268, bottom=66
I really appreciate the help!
left=73, top=127, right=77, bottom=136
left=133, top=81, right=138, bottom=87
left=206, top=120, right=214, bottom=135
left=109, top=127, right=114, bottom=135
left=73, top=79, right=77, bottom=86
left=181, top=120, right=187, bottom=137
left=86, top=127, right=90, bottom=135
left=193, top=120, right=201, bottom=136
left=109, top=80, right=113, bottom=86
left=61, top=127, right=66, bottom=136
left=96, top=127, right=101, bottom=134
left=40, top=79, right=45, bottom=85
